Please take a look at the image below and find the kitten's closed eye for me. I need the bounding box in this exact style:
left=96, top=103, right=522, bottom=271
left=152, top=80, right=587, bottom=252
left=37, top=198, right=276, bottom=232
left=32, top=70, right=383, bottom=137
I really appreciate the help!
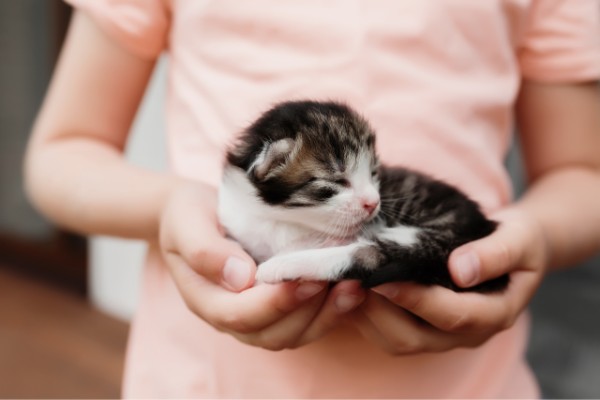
left=314, top=187, right=337, bottom=201
left=220, top=100, right=507, bottom=292
left=303, top=176, right=349, bottom=188
left=333, top=178, right=350, bottom=187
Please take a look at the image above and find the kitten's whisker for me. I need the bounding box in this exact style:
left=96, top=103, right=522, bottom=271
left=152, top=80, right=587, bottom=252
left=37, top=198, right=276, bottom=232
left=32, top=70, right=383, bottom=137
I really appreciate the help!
left=376, top=208, right=420, bottom=224
left=379, top=197, right=410, bottom=201
left=220, top=100, right=503, bottom=292
left=379, top=208, right=417, bottom=220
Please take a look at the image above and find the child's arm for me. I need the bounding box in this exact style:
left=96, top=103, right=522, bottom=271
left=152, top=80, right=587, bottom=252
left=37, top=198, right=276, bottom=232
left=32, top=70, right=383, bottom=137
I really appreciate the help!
left=512, top=81, right=600, bottom=269
left=352, top=80, right=600, bottom=353
left=25, top=12, right=164, bottom=240
left=26, top=12, right=365, bottom=349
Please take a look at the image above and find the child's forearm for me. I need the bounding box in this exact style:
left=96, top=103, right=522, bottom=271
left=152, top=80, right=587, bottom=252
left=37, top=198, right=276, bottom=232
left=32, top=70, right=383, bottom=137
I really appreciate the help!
left=515, top=80, right=600, bottom=271
left=25, top=136, right=189, bottom=241
left=514, top=165, right=600, bottom=270
left=23, top=12, right=183, bottom=241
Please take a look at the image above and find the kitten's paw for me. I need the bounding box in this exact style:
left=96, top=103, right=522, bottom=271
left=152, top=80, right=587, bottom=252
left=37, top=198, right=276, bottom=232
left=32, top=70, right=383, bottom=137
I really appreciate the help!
left=256, top=256, right=306, bottom=283
left=256, top=253, right=345, bottom=283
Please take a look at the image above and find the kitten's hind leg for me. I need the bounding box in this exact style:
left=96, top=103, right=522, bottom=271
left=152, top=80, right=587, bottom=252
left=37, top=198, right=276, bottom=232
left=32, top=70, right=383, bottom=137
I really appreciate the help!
left=354, top=246, right=509, bottom=292
left=256, top=240, right=380, bottom=283
left=354, top=254, right=450, bottom=289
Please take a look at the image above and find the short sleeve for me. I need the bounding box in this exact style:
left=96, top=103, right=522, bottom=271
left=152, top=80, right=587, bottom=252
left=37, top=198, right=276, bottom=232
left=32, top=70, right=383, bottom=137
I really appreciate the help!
left=65, top=0, right=170, bottom=59
left=518, top=0, right=600, bottom=82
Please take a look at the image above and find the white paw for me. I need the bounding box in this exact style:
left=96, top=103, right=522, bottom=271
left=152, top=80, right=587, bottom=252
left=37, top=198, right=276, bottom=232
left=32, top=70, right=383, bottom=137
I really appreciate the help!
left=256, top=250, right=352, bottom=283
left=256, top=256, right=306, bottom=283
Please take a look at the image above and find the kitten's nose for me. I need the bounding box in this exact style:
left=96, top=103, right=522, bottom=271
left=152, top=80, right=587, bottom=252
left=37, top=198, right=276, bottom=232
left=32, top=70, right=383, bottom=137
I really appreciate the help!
left=361, top=199, right=380, bottom=215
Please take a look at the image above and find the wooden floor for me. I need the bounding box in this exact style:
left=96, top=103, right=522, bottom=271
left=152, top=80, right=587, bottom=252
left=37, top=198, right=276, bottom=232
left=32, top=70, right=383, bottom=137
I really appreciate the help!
left=0, top=265, right=129, bottom=399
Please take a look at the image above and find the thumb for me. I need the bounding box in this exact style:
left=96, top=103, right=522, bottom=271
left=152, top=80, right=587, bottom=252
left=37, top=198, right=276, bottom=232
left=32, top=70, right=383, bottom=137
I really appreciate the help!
left=161, top=217, right=256, bottom=292
left=448, top=220, right=522, bottom=288
left=159, top=181, right=257, bottom=291
left=448, top=237, right=512, bottom=288
left=173, top=232, right=257, bottom=292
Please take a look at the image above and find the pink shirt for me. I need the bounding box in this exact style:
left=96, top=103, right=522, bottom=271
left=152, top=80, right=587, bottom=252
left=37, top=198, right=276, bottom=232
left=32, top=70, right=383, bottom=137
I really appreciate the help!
left=66, top=0, right=600, bottom=397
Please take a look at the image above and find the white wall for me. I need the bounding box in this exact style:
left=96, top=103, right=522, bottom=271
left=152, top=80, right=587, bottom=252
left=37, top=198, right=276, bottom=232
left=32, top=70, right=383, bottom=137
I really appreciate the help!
left=89, top=57, right=168, bottom=321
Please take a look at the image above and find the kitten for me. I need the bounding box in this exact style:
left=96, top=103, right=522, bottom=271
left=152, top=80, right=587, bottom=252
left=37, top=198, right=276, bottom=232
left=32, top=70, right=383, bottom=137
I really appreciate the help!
left=218, top=100, right=508, bottom=292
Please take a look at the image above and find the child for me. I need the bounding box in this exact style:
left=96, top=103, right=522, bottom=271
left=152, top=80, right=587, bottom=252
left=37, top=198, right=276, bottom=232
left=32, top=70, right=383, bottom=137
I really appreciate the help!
left=25, top=0, right=600, bottom=397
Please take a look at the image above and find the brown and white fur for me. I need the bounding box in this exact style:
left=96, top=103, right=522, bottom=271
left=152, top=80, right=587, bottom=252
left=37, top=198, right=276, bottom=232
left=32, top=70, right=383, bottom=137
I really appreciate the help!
left=218, top=101, right=507, bottom=291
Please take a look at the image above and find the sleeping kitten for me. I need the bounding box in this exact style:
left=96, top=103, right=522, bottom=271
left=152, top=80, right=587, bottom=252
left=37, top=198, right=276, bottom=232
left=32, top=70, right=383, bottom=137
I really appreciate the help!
left=218, top=101, right=508, bottom=291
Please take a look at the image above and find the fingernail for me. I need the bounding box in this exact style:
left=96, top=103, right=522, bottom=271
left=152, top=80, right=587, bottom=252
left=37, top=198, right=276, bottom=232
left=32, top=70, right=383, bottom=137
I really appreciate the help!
left=223, top=257, right=252, bottom=291
left=372, top=284, right=399, bottom=299
left=335, top=294, right=361, bottom=313
left=454, top=251, right=480, bottom=286
left=296, top=283, right=325, bottom=300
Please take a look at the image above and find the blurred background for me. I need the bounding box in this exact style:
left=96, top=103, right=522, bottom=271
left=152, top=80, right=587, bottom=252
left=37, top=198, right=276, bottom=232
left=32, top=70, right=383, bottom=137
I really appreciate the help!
left=0, top=1, right=599, bottom=398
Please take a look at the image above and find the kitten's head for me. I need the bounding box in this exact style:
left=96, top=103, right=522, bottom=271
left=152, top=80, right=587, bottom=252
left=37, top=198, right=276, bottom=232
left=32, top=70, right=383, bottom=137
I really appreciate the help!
left=226, top=100, right=381, bottom=237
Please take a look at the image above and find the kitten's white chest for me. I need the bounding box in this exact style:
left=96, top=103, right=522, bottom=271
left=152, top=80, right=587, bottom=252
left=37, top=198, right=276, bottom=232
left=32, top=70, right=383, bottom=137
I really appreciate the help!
left=235, top=220, right=314, bottom=262
left=218, top=168, right=321, bottom=262
left=219, top=207, right=317, bottom=262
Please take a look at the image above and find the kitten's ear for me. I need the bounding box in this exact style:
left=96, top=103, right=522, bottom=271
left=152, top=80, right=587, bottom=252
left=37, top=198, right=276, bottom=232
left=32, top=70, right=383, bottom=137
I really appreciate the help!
left=250, top=138, right=297, bottom=181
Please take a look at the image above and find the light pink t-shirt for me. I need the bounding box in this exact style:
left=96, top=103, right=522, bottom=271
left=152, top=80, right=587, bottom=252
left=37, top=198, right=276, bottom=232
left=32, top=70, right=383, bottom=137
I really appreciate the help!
left=67, top=0, right=600, bottom=398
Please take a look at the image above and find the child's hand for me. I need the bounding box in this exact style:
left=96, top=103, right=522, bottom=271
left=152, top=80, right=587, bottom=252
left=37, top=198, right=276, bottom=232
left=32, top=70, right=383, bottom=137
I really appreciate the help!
left=350, top=208, right=548, bottom=354
left=159, top=181, right=365, bottom=350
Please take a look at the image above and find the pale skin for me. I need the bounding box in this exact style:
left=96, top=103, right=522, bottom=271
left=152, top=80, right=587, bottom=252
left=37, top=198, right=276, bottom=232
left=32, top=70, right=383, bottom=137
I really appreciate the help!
left=26, top=13, right=600, bottom=353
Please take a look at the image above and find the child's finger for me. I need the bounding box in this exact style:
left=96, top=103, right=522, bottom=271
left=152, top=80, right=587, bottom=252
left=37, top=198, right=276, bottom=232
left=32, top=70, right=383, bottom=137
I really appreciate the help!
left=243, top=281, right=365, bottom=350
left=166, top=253, right=326, bottom=333
left=354, top=293, right=491, bottom=354
left=296, top=280, right=366, bottom=346
left=448, top=211, right=541, bottom=289
left=163, top=206, right=257, bottom=291
left=448, top=239, right=514, bottom=290
left=371, top=282, right=513, bottom=334
left=234, top=291, right=329, bottom=351
left=179, top=237, right=256, bottom=292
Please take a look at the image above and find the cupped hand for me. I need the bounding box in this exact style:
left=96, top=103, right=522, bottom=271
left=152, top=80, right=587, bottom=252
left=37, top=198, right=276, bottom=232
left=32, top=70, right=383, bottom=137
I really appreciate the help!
left=350, top=207, right=549, bottom=354
left=159, top=181, right=365, bottom=350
